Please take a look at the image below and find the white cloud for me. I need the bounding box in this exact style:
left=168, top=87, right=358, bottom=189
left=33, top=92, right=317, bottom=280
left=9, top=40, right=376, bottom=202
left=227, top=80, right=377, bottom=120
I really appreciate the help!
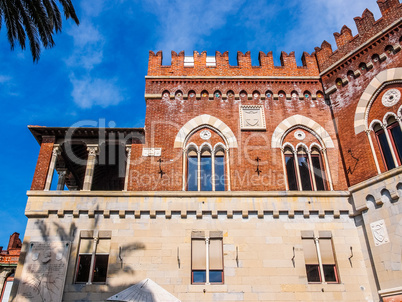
left=70, top=74, right=124, bottom=108
left=66, top=20, right=104, bottom=70
left=0, top=75, right=11, bottom=83
left=282, top=0, right=382, bottom=53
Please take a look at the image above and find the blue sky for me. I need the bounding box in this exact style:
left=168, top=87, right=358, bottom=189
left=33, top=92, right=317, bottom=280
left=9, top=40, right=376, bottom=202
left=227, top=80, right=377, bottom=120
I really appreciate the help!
left=0, top=0, right=382, bottom=246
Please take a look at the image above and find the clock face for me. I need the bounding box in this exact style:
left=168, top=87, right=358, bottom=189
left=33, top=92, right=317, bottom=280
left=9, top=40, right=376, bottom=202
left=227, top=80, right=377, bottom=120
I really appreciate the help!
left=200, top=130, right=212, bottom=140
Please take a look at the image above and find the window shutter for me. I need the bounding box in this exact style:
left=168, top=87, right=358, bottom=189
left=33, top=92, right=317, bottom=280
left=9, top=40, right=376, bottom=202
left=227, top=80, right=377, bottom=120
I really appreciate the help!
left=79, top=238, right=94, bottom=254
left=96, top=239, right=111, bottom=254
left=209, top=238, right=223, bottom=270
left=192, top=239, right=206, bottom=270
left=302, top=239, right=318, bottom=264
left=319, top=239, right=335, bottom=264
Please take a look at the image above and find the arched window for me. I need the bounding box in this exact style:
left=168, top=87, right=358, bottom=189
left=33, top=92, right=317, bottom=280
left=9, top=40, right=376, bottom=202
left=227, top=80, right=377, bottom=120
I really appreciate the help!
left=185, top=142, right=227, bottom=191
left=373, top=115, right=402, bottom=171
left=282, top=142, right=329, bottom=191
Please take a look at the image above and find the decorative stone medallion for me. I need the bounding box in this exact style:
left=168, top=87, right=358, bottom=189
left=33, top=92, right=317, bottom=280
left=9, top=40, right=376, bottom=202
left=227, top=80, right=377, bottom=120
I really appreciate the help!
left=189, top=92, right=195, bottom=98
left=266, top=92, right=272, bottom=98
left=215, top=92, right=220, bottom=98
left=382, top=89, right=401, bottom=107
left=240, top=105, right=266, bottom=130
left=294, top=130, right=306, bottom=140
left=370, top=219, right=390, bottom=246
left=253, top=93, right=259, bottom=99
left=162, top=92, right=170, bottom=100
left=292, top=93, right=298, bottom=99
left=200, top=130, right=212, bottom=140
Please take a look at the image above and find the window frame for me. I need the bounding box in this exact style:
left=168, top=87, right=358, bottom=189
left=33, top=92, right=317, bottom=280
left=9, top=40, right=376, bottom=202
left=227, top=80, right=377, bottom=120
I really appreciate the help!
left=191, top=232, right=224, bottom=285
left=301, top=232, right=339, bottom=284
left=75, top=232, right=111, bottom=285
left=185, top=142, right=228, bottom=192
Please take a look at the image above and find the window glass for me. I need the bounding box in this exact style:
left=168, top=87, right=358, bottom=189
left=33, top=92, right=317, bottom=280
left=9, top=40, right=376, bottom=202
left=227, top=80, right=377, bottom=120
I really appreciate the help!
left=93, top=254, right=109, bottom=283
left=298, top=154, right=312, bottom=191
left=305, top=264, right=321, bottom=282
left=200, top=156, right=212, bottom=191
left=311, top=154, right=325, bottom=191
left=323, top=265, right=337, bottom=282
left=389, top=123, right=402, bottom=161
left=215, top=155, right=225, bottom=191
left=209, top=270, right=223, bottom=283
left=285, top=155, right=298, bottom=190
left=377, top=130, right=396, bottom=170
left=192, top=271, right=206, bottom=283
left=76, top=254, right=92, bottom=283
left=187, top=156, right=198, bottom=191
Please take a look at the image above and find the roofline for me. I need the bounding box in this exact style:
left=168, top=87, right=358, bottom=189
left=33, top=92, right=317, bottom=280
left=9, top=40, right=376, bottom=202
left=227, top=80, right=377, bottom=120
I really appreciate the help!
left=28, top=126, right=145, bottom=145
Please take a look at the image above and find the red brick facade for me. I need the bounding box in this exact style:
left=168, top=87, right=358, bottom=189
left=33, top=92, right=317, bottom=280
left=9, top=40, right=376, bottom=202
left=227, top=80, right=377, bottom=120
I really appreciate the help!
left=30, top=135, right=55, bottom=190
left=29, top=0, right=402, bottom=193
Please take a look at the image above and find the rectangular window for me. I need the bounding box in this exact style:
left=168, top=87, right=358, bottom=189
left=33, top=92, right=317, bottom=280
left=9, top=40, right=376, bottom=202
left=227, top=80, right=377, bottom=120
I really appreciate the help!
left=214, top=155, right=225, bottom=191
left=302, top=231, right=338, bottom=284
left=376, top=129, right=396, bottom=170
left=200, top=156, right=212, bottom=191
left=75, top=231, right=110, bottom=284
left=191, top=231, right=223, bottom=284
left=187, top=155, right=198, bottom=191
left=298, top=154, right=312, bottom=191
left=389, top=123, right=402, bottom=164
left=285, top=154, right=298, bottom=190
left=311, top=154, right=326, bottom=191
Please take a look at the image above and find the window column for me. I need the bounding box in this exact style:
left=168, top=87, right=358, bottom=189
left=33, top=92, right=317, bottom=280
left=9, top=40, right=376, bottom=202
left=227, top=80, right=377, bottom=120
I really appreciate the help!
left=383, top=124, right=399, bottom=168
left=197, top=150, right=201, bottom=191
left=307, top=150, right=317, bottom=191
left=281, top=148, right=289, bottom=191
left=87, top=236, right=98, bottom=285
left=314, top=237, right=326, bottom=283
left=321, top=148, right=334, bottom=191
left=123, top=145, right=131, bottom=191
left=366, top=129, right=381, bottom=174
left=225, top=149, right=231, bottom=191
left=44, top=145, right=61, bottom=191
left=56, top=169, right=68, bottom=190
left=211, top=152, right=215, bottom=191
left=182, top=149, right=187, bottom=191
left=83, top=145, right=99, bottom=191
left=294, top=150, right=302, bottom=191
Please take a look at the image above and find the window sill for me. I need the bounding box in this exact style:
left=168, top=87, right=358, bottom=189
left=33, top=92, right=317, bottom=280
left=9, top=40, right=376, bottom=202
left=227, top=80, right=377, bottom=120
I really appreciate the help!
left=188, top=284, right=227, bottom=293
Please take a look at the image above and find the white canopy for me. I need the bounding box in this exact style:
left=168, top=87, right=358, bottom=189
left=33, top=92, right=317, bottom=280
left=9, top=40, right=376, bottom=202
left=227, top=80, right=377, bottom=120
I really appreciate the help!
left=107, top=278, right=180, bottom=302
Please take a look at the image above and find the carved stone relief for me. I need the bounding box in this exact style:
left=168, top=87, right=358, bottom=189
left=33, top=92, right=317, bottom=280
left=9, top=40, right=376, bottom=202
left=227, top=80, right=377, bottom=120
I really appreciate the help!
left=15, top=241, right=70, bottom=302
left=370, top=219, right=390, bottom=246
left=239, top=105, right=266, bottom=130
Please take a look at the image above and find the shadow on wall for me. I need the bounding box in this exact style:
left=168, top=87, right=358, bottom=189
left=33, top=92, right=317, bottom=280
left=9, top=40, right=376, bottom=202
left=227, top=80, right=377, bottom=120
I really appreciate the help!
left=9, top=206, right=146, bottom=301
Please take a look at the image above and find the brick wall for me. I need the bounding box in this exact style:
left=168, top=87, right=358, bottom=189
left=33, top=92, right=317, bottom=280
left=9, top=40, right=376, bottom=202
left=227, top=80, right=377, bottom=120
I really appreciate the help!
left=314, top=0, right=402, bottom=72
left=321, top=29, right=402, bottom=187
left=30, top=136, right=55, bottom=190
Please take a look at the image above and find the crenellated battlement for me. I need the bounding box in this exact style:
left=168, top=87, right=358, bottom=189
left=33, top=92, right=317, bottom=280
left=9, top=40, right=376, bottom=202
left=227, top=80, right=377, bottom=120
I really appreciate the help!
left=315, top=0, right=402, bottom=72
left=147, top=50, right=319, bottom=77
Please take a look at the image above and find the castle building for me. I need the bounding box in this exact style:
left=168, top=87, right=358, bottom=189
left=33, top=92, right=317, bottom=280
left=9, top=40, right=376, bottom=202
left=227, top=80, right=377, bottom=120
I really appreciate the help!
left=10, top=0, right=402, bottom=301
left=0, top=233, right=21, bottom=302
